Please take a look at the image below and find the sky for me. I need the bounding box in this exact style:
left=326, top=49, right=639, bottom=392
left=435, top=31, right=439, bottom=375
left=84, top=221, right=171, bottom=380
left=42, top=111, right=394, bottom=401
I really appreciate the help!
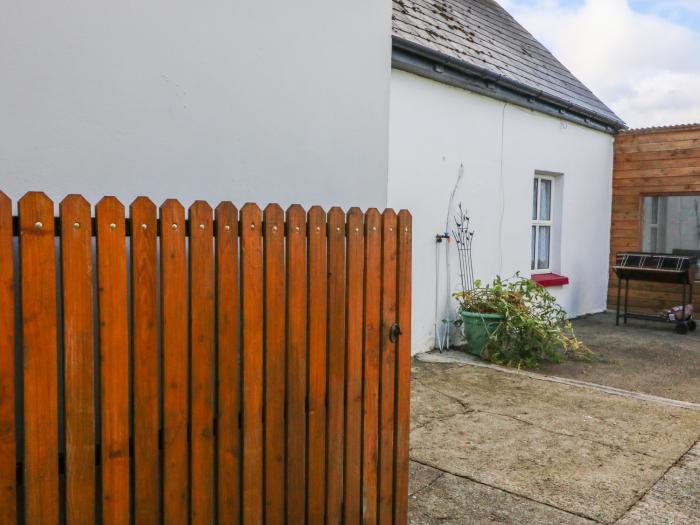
left=497, top=0, right=700, bottom=129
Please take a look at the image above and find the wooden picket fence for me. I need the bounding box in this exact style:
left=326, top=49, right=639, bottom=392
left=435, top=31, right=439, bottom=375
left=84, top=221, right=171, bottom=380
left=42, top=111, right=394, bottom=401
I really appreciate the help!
left=0, top=191, right=412, bottom=525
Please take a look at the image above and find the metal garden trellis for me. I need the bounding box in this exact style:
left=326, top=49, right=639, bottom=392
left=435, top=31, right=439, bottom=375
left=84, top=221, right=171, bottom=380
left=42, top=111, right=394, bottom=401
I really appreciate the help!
left=452, top=203, right=475, bottom=295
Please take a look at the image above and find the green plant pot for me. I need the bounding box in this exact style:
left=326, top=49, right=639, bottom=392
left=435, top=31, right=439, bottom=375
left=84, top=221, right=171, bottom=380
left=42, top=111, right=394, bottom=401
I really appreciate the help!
left=461, top=311, right=504, bottom=357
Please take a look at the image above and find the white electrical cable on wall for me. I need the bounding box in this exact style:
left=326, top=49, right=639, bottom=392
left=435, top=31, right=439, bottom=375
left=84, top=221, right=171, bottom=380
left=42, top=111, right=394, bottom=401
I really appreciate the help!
left=443, top=164, right=464, bottom=350
left=497, top=103, right=508, bottom=274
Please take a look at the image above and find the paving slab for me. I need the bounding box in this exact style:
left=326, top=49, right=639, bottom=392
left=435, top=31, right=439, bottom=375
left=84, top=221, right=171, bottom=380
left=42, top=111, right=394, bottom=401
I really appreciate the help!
left=414, top=361, right=700, bottom=461
left=411, top=410, right=666, bottom=523
left=409, top=461, right=595, bottom=525
left=617, top=443, right=700, bottom=525
left=410, top=360, right=700, bottom=524
left=412, top=379, right=467, bottom=429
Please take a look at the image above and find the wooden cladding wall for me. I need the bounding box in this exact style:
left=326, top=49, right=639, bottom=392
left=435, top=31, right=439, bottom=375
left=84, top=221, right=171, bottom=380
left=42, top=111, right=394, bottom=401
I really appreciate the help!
left=0, top=192, right=412, bottom=525
left=609, top=126, right=700, bottom=313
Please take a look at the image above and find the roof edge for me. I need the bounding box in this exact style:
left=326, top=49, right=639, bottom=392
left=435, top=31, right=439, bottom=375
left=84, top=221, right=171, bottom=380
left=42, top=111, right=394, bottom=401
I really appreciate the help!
left=392, top=37, right=627, bottom=134
left=620, top=123, right=700, bottom=135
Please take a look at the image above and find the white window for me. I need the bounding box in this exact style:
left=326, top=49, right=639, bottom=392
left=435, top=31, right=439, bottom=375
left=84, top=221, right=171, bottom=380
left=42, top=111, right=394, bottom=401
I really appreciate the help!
left=531, top=175, right=554, bottom=273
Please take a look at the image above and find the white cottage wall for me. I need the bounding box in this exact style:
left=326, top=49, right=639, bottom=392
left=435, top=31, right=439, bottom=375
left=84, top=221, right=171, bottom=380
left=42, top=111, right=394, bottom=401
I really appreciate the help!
left=0, top=1, right=391, bottom=209
left=388, top=70, right=615, bottom=355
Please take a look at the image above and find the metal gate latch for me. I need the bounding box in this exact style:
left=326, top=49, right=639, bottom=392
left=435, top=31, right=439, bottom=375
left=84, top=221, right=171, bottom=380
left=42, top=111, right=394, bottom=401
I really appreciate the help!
left=389, top=323, right=402, bottom=343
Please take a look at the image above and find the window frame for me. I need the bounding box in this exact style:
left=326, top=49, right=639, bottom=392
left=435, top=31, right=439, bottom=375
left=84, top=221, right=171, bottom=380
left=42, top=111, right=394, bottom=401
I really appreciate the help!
left=531, top=174, right=555, bottom=275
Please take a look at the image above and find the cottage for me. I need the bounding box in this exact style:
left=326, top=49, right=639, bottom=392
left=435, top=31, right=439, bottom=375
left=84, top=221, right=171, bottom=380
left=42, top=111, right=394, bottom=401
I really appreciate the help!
left=388, top=0, right=626, bottom=353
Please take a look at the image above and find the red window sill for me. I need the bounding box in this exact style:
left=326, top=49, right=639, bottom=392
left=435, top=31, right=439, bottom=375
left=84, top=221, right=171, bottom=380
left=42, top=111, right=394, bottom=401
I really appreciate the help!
left=531, top=273, right=569, bottom=287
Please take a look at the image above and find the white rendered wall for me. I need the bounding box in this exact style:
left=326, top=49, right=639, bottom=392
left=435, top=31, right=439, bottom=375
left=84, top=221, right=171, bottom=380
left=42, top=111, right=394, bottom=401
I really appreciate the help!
left=0, top=1, right=391, bottom=210
left=388, top=70, right=615, bottom=355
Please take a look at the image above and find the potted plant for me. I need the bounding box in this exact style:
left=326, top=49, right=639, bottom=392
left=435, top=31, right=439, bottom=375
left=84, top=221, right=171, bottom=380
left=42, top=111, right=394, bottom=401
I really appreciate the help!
left=454, top=274, right=592, bottom=368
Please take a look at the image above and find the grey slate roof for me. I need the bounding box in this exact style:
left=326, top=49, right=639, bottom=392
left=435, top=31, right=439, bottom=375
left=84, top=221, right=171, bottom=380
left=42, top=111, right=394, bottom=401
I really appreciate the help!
left=392, top=0, right=625, bottom=130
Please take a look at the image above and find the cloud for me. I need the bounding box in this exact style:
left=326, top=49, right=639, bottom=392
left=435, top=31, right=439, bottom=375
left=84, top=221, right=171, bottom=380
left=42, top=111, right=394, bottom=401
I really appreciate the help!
left=498, top=0, right=700, bottom=128
left=632, top=0, right=700, bottom=25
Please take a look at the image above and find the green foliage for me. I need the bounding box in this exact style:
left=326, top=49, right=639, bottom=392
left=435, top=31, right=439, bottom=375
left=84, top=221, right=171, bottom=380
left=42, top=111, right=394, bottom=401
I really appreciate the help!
left=454, top=274, right=593, bottom=368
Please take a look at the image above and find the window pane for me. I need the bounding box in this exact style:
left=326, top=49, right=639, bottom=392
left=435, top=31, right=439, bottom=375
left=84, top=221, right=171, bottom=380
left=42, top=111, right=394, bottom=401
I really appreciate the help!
left=531, top=225, right=537, bottom=270
left=537, top=226, right=550, bottom=270
left=650, top=226, right=658, bottom=253
left=532, top=179, right=539, bottom=220
left=642, top=196, right=656, bottom=250
left=651, top=196, right=659, bottom=224
left=641, top=195, right=700, bottom=273
left=539, top=179, right=552, bottom=221
left=641, top=195, right=700, bottom=253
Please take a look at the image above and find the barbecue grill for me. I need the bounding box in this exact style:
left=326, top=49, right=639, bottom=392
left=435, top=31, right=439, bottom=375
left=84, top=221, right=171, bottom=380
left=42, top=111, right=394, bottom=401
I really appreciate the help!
left=613, top=252, right=697, bottom=334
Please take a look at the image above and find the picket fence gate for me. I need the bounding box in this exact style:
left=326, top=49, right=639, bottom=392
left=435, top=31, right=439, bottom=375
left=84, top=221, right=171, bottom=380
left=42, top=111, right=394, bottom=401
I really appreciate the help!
left=0, top=191, right=412, bottom=525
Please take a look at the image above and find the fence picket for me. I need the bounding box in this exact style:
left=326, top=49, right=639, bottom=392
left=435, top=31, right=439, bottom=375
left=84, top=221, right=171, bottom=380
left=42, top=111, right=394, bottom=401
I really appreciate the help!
left=378, top=210, right=398, bottom=525
left=19, top=192, right=60, bottom=525
left=130, top=197, right=159, bottom=525
left=160, top=199, right=189, bottom=523
left=362, top=209, right=382, bottom=525
left=326, top=207, right=347, bottom=525
left=344, top=208, right=364, bottom=525
left=96, top=197, right=130, bottom=524
left=394, top=210, right=412, bottom=525
left=60, top=195, right=96, bottom=525
left=0, top=192, right=16, bottom=525
left=241, top=203, right=264, bottom=525
left=216, top=202, right=241, bottom=525
left=286, top=205, right=307, bottom=524
left=263, top=204, right=285, bottom=525
left=307, top=206, right=328, bottom=525
left=190, top=201, right=216, bottom=525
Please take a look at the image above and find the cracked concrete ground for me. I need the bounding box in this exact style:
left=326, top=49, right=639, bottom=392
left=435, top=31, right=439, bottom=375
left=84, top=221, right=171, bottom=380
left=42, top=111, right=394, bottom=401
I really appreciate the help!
left=409, top=360, right=700, bottom=524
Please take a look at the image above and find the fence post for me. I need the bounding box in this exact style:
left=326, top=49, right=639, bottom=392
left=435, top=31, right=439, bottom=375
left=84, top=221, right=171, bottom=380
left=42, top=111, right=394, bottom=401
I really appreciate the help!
left=160, top=199, right=189, bottom=523
left=394, top=210, right=413, bottom=525
left=61, top=194, right=97, bottom=525
left=96, top=196, right=130, bottom=525
left=344, top=207, right=365, bottom=525
left=0, top=192, right=16, bottom=525
left=285, top=204, right=307, bottom=524
left=263, top=203, right=286, bottom=525
left=307, top=205, right=328, bottom=525
left=19, top=192, right=60, bottom=525
left=362, top=208, right=382, bottom=525
left=190, top=201, right=215, bottom=525
left=241, top=203, right=264, bottom=525
left=215, top=201, right=241, bottom=525
left=379, top=209, right=398, bottom=525
left=130, top=196, right=159, bottom=525
left=326, top=207, right=347, bottom=525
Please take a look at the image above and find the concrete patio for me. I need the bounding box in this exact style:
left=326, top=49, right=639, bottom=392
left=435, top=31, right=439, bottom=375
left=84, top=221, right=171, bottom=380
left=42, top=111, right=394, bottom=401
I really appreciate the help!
left=539, top=312, right=700, bottom=404
left=409, top=314, right=700, bottom=524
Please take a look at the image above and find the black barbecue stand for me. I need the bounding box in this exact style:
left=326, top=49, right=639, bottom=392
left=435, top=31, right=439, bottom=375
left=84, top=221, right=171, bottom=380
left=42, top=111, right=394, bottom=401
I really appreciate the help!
left=613, top=252, right=698, bottom=334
